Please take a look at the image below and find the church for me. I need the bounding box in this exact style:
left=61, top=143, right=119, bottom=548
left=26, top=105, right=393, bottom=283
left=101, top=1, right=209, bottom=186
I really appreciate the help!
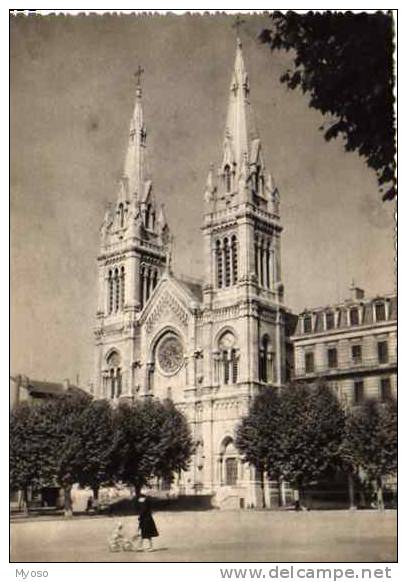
left=93, top=37, right=301, bottom=508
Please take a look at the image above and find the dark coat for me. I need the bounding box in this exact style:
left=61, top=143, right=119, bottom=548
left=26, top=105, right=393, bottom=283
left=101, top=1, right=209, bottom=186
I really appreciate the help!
left=138, top=498, right=159, bottom=539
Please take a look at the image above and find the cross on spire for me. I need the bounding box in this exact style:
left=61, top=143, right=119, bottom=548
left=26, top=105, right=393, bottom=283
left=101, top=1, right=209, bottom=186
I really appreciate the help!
left=232, top=14, right=245, bottom=41
left=134, top=65, right=144, bottom=87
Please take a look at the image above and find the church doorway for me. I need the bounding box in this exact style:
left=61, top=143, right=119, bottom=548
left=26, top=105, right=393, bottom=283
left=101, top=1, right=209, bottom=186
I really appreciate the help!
left=220, top=438, right=239, bottom=486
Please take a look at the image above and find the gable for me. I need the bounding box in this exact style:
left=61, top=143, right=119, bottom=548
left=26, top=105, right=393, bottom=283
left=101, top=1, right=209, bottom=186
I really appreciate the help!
left=139, top=274, right=201, bottom=335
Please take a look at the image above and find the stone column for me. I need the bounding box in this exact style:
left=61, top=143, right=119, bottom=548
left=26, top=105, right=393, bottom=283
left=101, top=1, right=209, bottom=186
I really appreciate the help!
left=142, top=271, right=148, bottom=307
left=262, top=245, right=268, bottom=288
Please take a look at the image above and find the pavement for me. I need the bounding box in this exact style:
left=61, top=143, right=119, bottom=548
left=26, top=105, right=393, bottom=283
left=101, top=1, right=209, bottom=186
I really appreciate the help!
left=10, top=509, right=397, bottom=563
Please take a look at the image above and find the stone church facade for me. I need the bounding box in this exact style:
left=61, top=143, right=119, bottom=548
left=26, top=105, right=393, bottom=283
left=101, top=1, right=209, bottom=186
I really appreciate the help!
left=93, top=39, right=297, bottom=508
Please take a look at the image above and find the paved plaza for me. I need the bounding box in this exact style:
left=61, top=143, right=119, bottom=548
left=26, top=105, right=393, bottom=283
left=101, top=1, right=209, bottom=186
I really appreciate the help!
left=11, top=510, right=396, bottom=563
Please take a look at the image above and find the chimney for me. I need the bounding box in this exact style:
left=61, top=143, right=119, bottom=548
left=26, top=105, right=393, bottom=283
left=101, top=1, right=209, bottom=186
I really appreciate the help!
left=63, top=378, right=70, bottom=391
left=349, top=281, right=365, bottom=301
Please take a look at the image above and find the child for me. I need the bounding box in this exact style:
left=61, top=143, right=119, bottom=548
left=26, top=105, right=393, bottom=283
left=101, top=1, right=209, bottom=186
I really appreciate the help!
left=108, top=522, right=124, bottom=552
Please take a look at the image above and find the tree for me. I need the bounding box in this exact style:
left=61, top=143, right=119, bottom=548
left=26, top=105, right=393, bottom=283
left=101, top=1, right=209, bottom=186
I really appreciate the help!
left=275, top=383, right=345, bottom=506
left=235, top=388, right=282, bottom=508
left=153, top=399, right=195, bottom=485
left=111, top=398, right=194, bottom=496
left=70, top=399, right=115, bottom=501
left=343, top=398, right=397, bottom=510
left=260, top=12, right=396, bottom=201
left=10, top=402, right=57, bottom=510
left=39, top=392, right=91, bottom=516
left=10, top=393, right=91, bottom=516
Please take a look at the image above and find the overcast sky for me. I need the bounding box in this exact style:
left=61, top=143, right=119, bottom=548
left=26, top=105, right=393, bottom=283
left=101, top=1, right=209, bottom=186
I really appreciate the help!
left=11, top=13, right=395, bottom=386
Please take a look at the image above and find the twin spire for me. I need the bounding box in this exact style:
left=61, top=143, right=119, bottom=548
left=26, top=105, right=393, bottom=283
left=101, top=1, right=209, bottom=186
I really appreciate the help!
left=103, top=36, right=279, bottom=243
left=123, top=78, right=146, bottom=201
left=205, top=37, right=279, bottom=215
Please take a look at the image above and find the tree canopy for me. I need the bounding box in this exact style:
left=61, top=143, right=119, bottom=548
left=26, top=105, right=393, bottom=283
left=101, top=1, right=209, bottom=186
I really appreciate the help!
left=110, top=398, right=194, bottom=495
left=260, top=11, right=396, bottom=200
left=343, top=398, right=397, bottom=509
left=236, top=383, right=346, bottom=505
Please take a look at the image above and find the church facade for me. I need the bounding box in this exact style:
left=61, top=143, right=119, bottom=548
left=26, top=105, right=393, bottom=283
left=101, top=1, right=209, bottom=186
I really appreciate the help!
left=93, top=39, right=296, bottom=508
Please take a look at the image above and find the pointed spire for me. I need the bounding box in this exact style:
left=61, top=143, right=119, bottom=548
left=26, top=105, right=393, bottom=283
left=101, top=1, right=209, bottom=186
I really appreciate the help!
left=222, top=37, right=254, bottom=174
left=123, top=70, right=147, bottom=200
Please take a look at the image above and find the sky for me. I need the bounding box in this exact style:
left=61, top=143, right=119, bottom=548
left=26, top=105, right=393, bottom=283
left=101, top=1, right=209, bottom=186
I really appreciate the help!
left=10, top=13, right=395, bottom=387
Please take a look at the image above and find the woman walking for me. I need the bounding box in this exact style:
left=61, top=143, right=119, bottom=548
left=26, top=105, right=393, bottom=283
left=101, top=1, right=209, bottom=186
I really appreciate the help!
left=137, top=494, right=159, bottom=552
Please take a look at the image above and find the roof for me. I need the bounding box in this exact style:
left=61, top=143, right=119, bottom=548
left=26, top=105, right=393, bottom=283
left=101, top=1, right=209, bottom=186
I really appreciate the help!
left=17, top=377, right=88, bottom=399
left=174, top=276, right=204, bottom=303
left=294, top=293, right=397, bottom=336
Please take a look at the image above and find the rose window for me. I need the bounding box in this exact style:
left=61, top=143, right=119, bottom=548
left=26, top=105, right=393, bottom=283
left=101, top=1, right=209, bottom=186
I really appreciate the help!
left=157, top=335, right=184, bottom=375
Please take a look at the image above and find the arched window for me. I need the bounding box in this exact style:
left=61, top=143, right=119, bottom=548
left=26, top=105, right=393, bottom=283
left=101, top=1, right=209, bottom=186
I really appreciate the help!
left=231, top=348, right=238, bottom=383
left=218, top=331, right=239, bottom=385
left=220, top=439, right=238, bottom=486
left=225, top=458, right=238, bottom=485
left=259, top=336, right=269, bottom=382
left=146, top=268, right=151, bottom=302
left=216, top=239, right=223, bottom=288
left=109, top=368, right=115, bottom=399
left=114, top=268, right=120, bottom=312
left=120, top=267, right=125, bottom=310
left=265, top=243, right=270, bottom=288
left=231, top=235, right=238, bottom=284
left=151, top=210, right=156, bottom=231
left=116, top=367, right=122, bottom=397
left=254, top=235, right=259, bottom=279
left=222, top=350, right=230, bottom=384
left=259, top=239, right=264, bottom=286
left=140, top=266, right=145, bottom=309
left=153, top=269, right=158, bottom=290
left=225, top=165, right=231, bottom=193
left=145, top=204, right=151, bottom=229
left=107, top=351, right=121, bottom=399
left=254, top=166, right=260, bottom=193
left=224, top=238, right=231, bottom=287
left=108, top=270, right=113, bottom=314
left=118, top=203, right=124, bottom=228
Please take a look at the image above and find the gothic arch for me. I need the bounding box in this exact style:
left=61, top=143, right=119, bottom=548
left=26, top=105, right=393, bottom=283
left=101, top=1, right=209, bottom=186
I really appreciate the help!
left=104, top=349, right=122, bottom=399
left=218, top=434, right=235, bottom=455
left=214, top=326, right=238, bottom=346
left=148, top=325, right=186, bottom=363
left=105, top=347, right=121, bottom=363
left=218, top=435, right=239, bottom=486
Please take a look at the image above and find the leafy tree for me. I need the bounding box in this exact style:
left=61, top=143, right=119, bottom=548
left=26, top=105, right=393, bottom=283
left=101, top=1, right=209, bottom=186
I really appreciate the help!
left=235, top=388, right=282, bottom=508
left=260, top=12, right=396, bottom=200
left=154, top=399, right=195, bottom=484
left=343, top=398, right=397, bottom=510
left=10, top=402, right=57, bottom=510
left=38, top=392, right=91, bottom=516
left=70, top=399, right=115, bottom=501
left=111, top=398, right=194, bottom=496
left=274, top=382, right=345, bottom=506
left=10, top=393, right=91, bottom=515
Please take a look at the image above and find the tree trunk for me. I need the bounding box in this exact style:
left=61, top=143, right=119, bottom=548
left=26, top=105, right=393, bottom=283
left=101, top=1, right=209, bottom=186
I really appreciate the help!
left=63, top=485, right=73, bottom=518
left=348, top=473, right=356, bottom=510
left=19, top=486, right=28, bottom=514
left=260, top=470, right=266, bottom=509
left=293, top=485, right=301, bottom=511
left=376, top=476, right=385, bottom=511
left=277, top=475, right=286, bottom=507
left=92, top=485, right=99, bottom=501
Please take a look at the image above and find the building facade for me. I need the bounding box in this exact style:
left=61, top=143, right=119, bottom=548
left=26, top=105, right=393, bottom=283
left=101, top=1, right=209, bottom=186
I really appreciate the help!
left=93, top=39, right=396, bottom=508
left=94, top=39, right=296, bottom=508
left=291, top=284, right=397, bottom=406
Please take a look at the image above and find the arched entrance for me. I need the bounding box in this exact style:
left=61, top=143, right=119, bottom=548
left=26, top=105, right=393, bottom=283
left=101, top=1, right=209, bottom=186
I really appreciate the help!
left=219, top=437, right=239, bottom=486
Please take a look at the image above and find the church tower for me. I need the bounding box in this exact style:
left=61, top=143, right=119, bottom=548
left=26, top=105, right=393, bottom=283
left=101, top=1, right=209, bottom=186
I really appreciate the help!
left=202, top=37, right=287, bottom=393
left=94, top=74, right=170, bottom=399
